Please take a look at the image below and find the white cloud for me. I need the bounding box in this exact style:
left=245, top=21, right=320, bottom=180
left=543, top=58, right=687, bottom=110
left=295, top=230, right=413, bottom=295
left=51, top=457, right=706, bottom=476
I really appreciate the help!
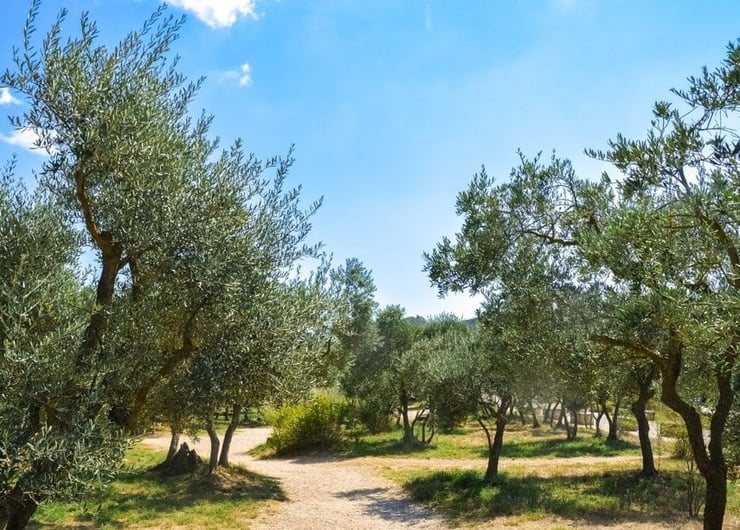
left=0, top=128, right=51, bottom=156
left=0, top=88, right=21, bottom=105
left=165, top=0, right=258, bottom=28
left=239, top=63, right=251, bottom=86
left=218, top=62, right=253, bottom=86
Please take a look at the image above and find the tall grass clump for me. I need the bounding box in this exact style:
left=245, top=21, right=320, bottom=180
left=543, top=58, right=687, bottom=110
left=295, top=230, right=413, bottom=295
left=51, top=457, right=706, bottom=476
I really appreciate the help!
left=265, top=391, right=351, bottom=454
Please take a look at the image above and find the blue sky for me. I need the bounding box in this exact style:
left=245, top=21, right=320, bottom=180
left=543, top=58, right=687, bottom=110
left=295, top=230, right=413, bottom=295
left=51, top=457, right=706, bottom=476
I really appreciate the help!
left=1, top=1, right=739, bottom=318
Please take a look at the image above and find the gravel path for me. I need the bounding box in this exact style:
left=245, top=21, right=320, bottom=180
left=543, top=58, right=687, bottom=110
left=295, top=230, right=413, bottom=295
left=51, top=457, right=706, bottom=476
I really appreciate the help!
left=141, top=428, right=446, bottom=529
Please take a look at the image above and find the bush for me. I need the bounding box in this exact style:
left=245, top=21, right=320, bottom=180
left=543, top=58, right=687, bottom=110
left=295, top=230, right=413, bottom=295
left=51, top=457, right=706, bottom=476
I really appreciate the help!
left=265, top=393, right=351, bottom=454
left=672, top=432, right=691, bottom=460
left=661, top=421, right=685, bottom=440
left=355, top=396, right=394, bottom=434
left=619, top=415, right=638, bottom=432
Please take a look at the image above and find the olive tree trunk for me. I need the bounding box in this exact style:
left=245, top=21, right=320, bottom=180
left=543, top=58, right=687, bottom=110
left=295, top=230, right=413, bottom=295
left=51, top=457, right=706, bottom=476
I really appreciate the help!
left=166, top=428, right=180, bottom=464
left=479, top=394, right=512, bottom=483
left=205, top=419, right=220, bottom=474
left=659, top=334, right=733, bottom=530
left=400, top=389, right=415, bottom=444
left=218, top=403, right=243, bottom=467
left=631, top=365, right=657, bottom=477
left=2, top=486, right=38, bottom=530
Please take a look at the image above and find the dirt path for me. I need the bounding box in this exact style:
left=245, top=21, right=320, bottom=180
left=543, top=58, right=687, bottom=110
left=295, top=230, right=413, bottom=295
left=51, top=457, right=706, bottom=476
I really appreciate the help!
left=140, top=429, right=704, bottom=530
left=141, top=428, right=445, bottom=529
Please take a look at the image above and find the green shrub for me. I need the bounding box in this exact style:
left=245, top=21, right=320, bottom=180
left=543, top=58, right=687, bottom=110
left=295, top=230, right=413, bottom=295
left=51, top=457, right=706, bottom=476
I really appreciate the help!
left=672, top=432, right=691, bottom=460
left=265, top=393, right=351, bottom=454
left=356, top=396, right=394, bottom=433
left=661, top=421, right=685, bottom=440
left=619, top=415, right=638, bottom=432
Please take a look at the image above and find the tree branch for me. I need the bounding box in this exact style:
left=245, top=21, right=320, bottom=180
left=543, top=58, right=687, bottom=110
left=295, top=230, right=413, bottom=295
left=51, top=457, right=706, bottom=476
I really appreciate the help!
left=589, top=334, right=663, bottom=364
left=522, top=229, right=579, bottom=246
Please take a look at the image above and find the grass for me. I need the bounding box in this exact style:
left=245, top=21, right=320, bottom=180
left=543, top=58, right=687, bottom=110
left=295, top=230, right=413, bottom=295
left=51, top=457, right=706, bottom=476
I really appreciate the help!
left=344, top=421, right=641, bottom=460
left=500, top=433, right=640, bottom=458
left=30, top=445, right=284, bottom=529
left=357, top=419, right=739, bottom=528
left=402, top=466, right=696, bottom=527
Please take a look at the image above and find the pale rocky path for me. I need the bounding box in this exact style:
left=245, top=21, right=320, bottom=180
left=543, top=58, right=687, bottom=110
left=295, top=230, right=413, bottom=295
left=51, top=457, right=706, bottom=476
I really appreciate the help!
left=141, top=428, right=446, bottom=529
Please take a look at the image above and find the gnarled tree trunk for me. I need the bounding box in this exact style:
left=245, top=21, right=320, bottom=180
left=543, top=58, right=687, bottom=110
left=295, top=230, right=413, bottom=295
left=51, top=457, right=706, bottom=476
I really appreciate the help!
left=606, top=397, right=621, bottom=442
left=564, top=406, right=578, bottom=441
left=205, top=419, right=220, bottom=474
left=400, top=389, right=414, bottom=444
left=480, top=394, right=512, bottom=483
left=219, top=403, right=243, bottom=467
left=659, top=332, right=733, bottom=530
left=631, top=365, right=657, bottom=477
left=3, top=486, right=38, bottom=530
left=166, top=428, right=180, bottom=464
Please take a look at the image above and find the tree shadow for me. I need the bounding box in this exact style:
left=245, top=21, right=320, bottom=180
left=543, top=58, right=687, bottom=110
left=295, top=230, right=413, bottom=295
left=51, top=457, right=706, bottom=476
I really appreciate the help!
left=336, top=487, right=442, bottom=525
left=404, top=468, right=694, bottom=527
left=31, top=465, right=285, bottom=529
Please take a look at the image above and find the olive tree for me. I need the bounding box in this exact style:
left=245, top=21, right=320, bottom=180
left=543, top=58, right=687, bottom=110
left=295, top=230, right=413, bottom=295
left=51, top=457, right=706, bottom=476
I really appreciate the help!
left=414, top=315, right=473, bottom=433
left=335, top=259, right=379, bottom=396
left=582, top=44, right=740, bottom=528
left=425, top=38, right=740, bottom=525
left=426, top=204, right=573, bottom=479
left=0, top=173, right=127, bottom=529
left=1, top=3, right=322, bottom=526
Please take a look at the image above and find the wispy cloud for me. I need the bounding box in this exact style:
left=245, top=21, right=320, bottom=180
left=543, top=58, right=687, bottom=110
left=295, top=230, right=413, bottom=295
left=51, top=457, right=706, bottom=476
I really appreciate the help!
left=219, top=62, right=253, bottom=86
left=164, top=0, right=259, bottom=28
left=0, top=88, right=21, bottom=105
left=0, top=128, right=50, bottom=156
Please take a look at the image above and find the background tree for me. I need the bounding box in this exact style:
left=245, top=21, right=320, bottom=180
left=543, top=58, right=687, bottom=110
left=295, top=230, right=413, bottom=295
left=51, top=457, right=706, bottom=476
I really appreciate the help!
left=334, top=259, right=379, bottom=389
left=375, top=305, right=417, bottom=443
left=426, top=195, right=570, bottom=479
left=414, top=315, right=474, bottom=433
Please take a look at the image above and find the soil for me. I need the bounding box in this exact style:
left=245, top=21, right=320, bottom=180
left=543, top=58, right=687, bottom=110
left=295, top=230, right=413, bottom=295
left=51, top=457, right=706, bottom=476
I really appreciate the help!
left=140, top=428, right=707, bottom=530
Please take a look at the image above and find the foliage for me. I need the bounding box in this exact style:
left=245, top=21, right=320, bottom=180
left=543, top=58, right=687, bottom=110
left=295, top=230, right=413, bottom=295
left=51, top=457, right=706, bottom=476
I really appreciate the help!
left=264, top=392, right=351, bottom=454
left=1, top=2, right=323, bottom=525
left=0, top=173, right=128, bottom=523
left=353, top=390, right=395, bottom=434
left=425, top=38, right=740, bottom=528
left=333, top=258, right=379, bottom=387
left=415, top=322, right=474, bottom=431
